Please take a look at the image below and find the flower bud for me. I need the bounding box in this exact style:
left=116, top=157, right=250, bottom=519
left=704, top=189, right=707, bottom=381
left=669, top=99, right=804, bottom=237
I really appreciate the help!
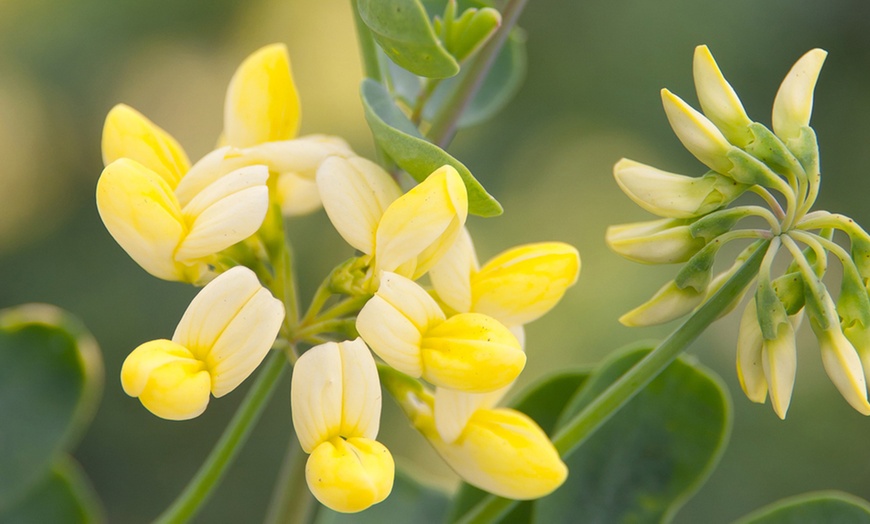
left=619, top=280, right=705, bottom=326
left=606, top=219, right=705, bottom=265
left=692, top=45, right=753, bottom=147
left=772, top=49, right=827, bottom=142
left=661, top=89, right=733, bottom=174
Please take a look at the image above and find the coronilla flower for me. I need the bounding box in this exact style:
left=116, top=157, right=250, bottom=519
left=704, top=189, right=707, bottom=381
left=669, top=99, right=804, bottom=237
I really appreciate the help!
left=380, top=367, right=566, bottom=499
left=609, top=44, right=870, bottom=417
left=120, top=266, right=284, bottom=420
left=97, top=158, right=269, bottom=283
left=291, top=339, right=394, bottom=513
left=428, top=227, right=580, bottom=344
left=317, top=157, right=468, bottom=287
left=356, top=271, right=525, bottom=392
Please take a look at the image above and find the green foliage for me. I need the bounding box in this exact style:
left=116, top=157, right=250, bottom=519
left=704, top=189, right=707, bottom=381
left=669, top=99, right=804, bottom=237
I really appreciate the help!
left=360, top=78, right=503, bottom=217
left=734, top=491, right=870, bottom=524
left=316, top=470, right=450, bottom=523
left=536, top=346, right=731, bottom=523
left=0, top=456, right=104, bottom=524
left=434, top=3, right=501, bottom=63
left=0, top=305, right=103, bottom=517
left=357, top=0, right=459, bottom=78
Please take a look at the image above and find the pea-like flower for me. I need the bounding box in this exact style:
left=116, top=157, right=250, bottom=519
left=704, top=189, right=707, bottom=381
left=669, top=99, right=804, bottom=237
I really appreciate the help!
left=97, top=158, right=269, bottom=283
left=317, top=157, right=468, bottom=286
left=356, top=271, right=525, bottom=393
left=291, top=339, right=394, bottom=513
left=609, top=44, right=870, bottom=417
left=428, top=227, right=580, bottom=327
left=121, top=266, right=284, bottom=420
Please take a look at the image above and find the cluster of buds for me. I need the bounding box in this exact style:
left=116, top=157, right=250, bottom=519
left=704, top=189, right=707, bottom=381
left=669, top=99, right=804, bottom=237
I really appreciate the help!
left=97, top=42, right=581, bottom=513
left=607, top=45, right=870, bottom=419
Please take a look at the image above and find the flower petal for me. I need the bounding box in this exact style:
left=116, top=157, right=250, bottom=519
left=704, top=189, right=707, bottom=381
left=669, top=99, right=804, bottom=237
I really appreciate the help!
left=96, top=158, right=188, bottom=281
left=101, top=104, right=190, bottom=188
left=317, top=156, right=402, bottom=254
left=735, top=301, right=768, bottom=404
left=291, top=342, right=344, bottom=453
left=429, top=227, right=479, bottom=314
left=120, top=339, right=211, bottom=420
left=661, top=89, right=733, bottom=174
left=306, top=437, right=394, bottom=513
left=224, top=43, right=300, bottom=147
left=692, top=45, right=753, bottom=147
left=434, top=386, right=508, bottom=444
left=772, top=49, right=827, bottom=142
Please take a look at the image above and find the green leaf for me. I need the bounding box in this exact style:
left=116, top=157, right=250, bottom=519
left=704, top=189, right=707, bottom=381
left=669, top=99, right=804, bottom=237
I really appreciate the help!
left=734, top=491, right=870, bottom=524
left=361, top=78, right=503, bottom=217
left=0, top=305, right=103, bottom=510
left=425, top=28, right=527, bottom=128
left=435, top=5, right=501, bottom=63
left=357, top=0, right=459, bottom=78
left=448, top=371, right=589, bottom=523
left=314, top=469, right=449, bottom=523
left=536, top=346, right=731, bottom=523
left=0, top=455, right=104, bottom=524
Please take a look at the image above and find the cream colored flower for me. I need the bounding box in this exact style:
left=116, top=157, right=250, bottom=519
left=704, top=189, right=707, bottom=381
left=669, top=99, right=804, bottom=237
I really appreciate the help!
left=121, top=267, right=284, bottom=419
left=291, top=339, right=394, bottom=513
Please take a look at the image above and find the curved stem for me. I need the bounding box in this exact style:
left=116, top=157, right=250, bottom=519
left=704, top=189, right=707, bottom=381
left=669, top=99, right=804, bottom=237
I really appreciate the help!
left=426, top=0, right=528, bottom=148
left=750, top=186, right=785, bottom=220
left=456, top=241, right=770, bottom=524
left=153, top=351, right=288, bottom=524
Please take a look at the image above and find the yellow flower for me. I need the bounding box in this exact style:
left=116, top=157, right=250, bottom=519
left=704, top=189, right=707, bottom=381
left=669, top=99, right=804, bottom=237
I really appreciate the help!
left=120, top=267, right=284, bottom=420
left=772, top=49, right=827, bottom=142
left=356, top=271, right=525, bottom=392
left=317, top=158, right=468, bottom=285
left=429, top=228, right=580, bottom=327
left=97, top=158, right=269, bottom=282
left=291, top=339, right=394, bottom=513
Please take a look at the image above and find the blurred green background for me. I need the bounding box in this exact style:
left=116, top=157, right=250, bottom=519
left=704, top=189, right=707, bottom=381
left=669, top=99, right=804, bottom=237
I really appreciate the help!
left=2, top=0, right=870, bottom=522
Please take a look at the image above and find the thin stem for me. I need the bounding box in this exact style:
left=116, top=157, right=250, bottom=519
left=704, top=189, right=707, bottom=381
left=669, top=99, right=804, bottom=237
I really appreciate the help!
left=351, top=0, right=382, bottom=81
left=456, top=240, right=770, bottom=524
left=316, top=295, right=371, bottom=322
left=411, top=79, right=442, bottom=125
left=300, top=279, right=334, bottom=327
left=264, top=435, right=314, bottom=524
left=426, top=0, right=528, bottom=148
left=750, top=186, right=786, bottom=220
left=154, top=351, right=288, bottom=524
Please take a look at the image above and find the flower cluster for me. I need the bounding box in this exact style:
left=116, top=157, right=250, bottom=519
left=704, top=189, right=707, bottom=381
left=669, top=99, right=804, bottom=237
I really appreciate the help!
left=608, top=45, right=870, bottom=418
left=98, top=42, right=580, bottom=514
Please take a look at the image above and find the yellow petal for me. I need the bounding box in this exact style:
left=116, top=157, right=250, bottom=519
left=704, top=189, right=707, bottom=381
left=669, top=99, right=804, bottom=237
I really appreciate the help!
left=817, top=327, right=870, bottom=415
left=96, top=158, right=189, bottom=281
left=277, top=172, right=322, bottom=216
left=772, top=49, right=827, bottom=142
left=471, top=242, right=580, bottom=326
left=306, top=437, right=394, bottom=513
left=101, top=104, right=190, bottom=188
left=735, top=301, right=768, bottom=404
left=431, top=408, right=566, bottom=499
left=375, top=166, right=468, bottom=279
left=420, top=313, right=525, bottom=392
left=619, top=280, right=705, bottom=327
left=224, top=43, right=300, bottom=147
left=291, top=342, right=344, bottom=453
left=692, top=45, right=753, bottom=147
left=606, top=218, right=704, bottom=265
left=661, top=89, right=733, bottom=174
left=434, top=386, right=509, bottom=444
left=429, top=227, right=479, bottom=314
left=762, top=321, right=797, bottom=419
left=120, top=339, right=211, bottom=420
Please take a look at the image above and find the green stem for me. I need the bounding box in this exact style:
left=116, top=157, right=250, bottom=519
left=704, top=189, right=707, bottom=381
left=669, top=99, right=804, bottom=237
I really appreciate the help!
left=264, top=435, right=314, bottom=524
left=456, top=240, right=770, bottom=524
left=426, top=0, right=528, bottom=148
left=153, top=351, right=288, bottom=524
left=351, top=0, right=382, bottom=81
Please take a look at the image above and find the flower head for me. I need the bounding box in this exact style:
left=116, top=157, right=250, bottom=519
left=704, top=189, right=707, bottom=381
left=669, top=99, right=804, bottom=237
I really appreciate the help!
left=291, top=339, right=394, bottom=513
left=121, top=267, right=284, bottom=419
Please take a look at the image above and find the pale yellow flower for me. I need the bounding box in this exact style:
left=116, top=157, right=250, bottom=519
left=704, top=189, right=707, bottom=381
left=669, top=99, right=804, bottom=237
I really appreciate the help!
left=291, top=339, right=394, bottom=513
left=121, top=267, right=284, bottom=420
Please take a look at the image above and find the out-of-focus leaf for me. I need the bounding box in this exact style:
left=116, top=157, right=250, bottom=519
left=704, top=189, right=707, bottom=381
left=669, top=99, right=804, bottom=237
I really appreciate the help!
left=361, top=78, right=503, bottom=217
left=0, top=305, right=103, bottom=510
left=424, top=28, right=527, bottom=128
left=0, top=455, right=104, bottom=524
left=315, top=469, right=449, bottom=523
left=734, top=491, right=870, bottom=524
left=357, top=0, right=459, bottom=78
left=535, top=346, right=730, bottom=523
left=434, top=6, right=501, bottom=63
left=448, top=371, right=589, bottom=523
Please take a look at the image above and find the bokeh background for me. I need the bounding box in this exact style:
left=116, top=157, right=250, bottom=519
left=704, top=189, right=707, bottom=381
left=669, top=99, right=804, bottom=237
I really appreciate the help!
left=2, top=0, right=870, bottom=522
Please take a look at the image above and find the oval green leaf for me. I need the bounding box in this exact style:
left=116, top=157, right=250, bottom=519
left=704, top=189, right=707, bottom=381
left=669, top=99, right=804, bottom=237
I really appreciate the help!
left=734, top=491, right=870, bottom=524
left=0, top=455, right=104, bottom=524
left=361, top=78, right=503, bottom=217
left=536, top=346, right=731, bottom=523
left=315, top=469, right=449, bottom=523
left=448, top=371, right=589, bottom=523
left=357, top=0, right=459, bottom=78
left=0, top=305, right=103, bottom=510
